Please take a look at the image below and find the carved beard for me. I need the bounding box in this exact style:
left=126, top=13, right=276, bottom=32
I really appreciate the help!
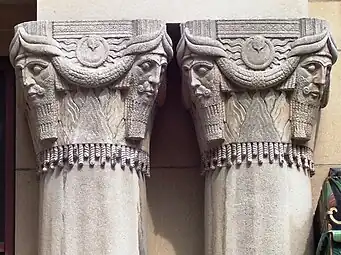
left=28, top=92, right=59, bottom=144
left=195, top=91, right=225, bottom=147
left=291, top=75, right=320, bottom=141
left=125, top=88, right=155, bottom=141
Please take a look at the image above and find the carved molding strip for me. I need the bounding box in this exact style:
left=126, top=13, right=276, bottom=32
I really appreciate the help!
left=37, top=143, right=150, bottom=175
left=202, top=142, right=314, bottom=175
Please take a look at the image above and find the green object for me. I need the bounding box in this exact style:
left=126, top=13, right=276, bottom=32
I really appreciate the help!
left=315, top=168, right=341, bottom=255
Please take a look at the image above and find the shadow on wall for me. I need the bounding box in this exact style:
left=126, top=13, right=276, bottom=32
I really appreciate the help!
left=147, top=24, right=205, bottom=255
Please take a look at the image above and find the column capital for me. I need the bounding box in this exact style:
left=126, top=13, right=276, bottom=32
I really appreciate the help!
left=10, top=20, right=173, bottom=175
left=177, top=18, right=338, bottom=175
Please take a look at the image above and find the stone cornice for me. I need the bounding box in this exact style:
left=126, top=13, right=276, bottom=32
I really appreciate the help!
left=10, top=20, right=173, bottom=174
left=177, top=18, right=338, bottom=175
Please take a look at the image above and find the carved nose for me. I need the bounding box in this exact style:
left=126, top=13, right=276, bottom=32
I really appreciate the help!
left=313, top=67, right=327, bottom=85
left=22, top=72, right=35, bottom=88
left=23, top=76, right=35, bottom=87
left=190, top=74, right=201, bottom=89
left=148, top=67, right=162, bottom=85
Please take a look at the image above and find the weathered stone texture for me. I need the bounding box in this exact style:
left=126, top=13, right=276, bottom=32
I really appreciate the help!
left=177, top=18, right=338, bottom=255
left=11, top=19, right=172, bottom=255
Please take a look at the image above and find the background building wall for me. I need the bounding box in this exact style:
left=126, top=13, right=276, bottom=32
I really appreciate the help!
left=5, top=0, right=341, bottom=254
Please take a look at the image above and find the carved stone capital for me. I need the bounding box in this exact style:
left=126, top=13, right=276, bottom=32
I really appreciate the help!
left=177, top=18, right=338, bottom=175
left=10, top=20, right=173, bottom=175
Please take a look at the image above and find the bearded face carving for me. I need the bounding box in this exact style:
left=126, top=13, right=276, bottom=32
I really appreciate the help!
left=15, top=55, right=59, bottom=144
left=125, top=53, right=167, bottom=141
left=182, top=56, right=225, bottom=147
left=291, top=49, right=332, bottom=141
left=182, top=57, right=217, bottom=104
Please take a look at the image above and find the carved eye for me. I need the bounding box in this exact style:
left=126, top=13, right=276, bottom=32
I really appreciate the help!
left=194, top=64, right=213, bottom=76
left=305, top=63, right=317, bottom=73
left=29, top=63, right=47, bottom=75
left=140, top=61, right=153, bottom=72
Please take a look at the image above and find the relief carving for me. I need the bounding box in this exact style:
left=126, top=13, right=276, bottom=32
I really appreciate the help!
left=177, top=19, right=338, bottom=175
left=10, top=20, right=173, bottom=175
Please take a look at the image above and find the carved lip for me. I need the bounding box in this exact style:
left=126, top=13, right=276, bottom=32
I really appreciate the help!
left=27, top=93, right=42, bottom=101
left=144, top=91, right=155, bottom=98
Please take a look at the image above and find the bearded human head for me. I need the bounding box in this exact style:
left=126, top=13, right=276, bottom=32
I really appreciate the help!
left=10, top=25, right=64, bottom=145
left=122, top=28, right=173, bottom=141
left=176, top=28, right=231, bottom=147
left=290, top=31, right=338, bottom=141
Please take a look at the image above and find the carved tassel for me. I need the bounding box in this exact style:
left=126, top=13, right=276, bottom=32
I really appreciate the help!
left=263, top=142, right=268, bottom=157
left=61, top=146, right=66, bottom=161
left=236, top=143, right=242, bottom=165
left=58, top=146, right=64, bottom=167
left=252, top=142, right=258, bottom=157
left=84, top=144, right=89, bottom=159
left=78, top=144, right=84, bottom=167
left=89, top=143, right=95, bottom=166
left=43, top=150, right=48, bottom=172
left=288, top=144, right=294, bottom=165
left=121, top=145, right=126, bottom=168
left=95, top=143, right=100, bottom=158
left=106, top=144, right=111, bottom=160
left=226, top=144, right=232, bottom=167
left=53, top=147, right=58, bottom=164
left=100, top=144, right=106, bottom=166
left=258, top=142, right=263, bottom=165
left=274, top=142, right=279, bottom=157
left=292, top=145, right=297, bottom=159
left=68, top=144, right=74, bottom=166
left=217, top=147, right=222, bottom=168
left=269, top=142, right=274, bottom=163
left=247, top=142, right=252, bottom=164
left=242, top=142, right=247, bottom=157
left=232, top=143, right=237, bottom=158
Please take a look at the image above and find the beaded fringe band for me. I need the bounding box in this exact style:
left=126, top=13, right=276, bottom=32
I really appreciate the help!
left=203, top=142, right=315, bottom=176
left=37, top=143, right=150, bottom=176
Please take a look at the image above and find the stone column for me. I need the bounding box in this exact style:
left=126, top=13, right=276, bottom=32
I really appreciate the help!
left=177, top=19, right=338, bottom=255
left=10, top=20, right=172, bottom=255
